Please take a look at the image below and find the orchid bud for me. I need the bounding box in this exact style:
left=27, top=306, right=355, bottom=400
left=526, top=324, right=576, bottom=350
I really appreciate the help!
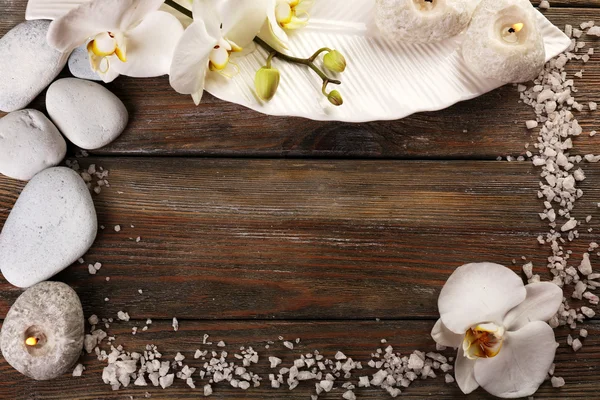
left=323, top=50, right=346, bottom=73
left=327, top=90, right=343, bottom=106
left=255, top=67, right=281, bottom=101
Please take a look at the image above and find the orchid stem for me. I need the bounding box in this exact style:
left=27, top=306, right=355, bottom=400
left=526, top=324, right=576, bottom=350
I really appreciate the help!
left=165, top=0, right=193, bottom=19
left=253, top=37, right=341, bottom=86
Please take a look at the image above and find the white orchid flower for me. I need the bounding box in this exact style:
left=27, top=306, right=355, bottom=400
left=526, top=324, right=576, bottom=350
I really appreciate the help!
left=432, top=262, right=563, bottom=398
left=170, top=0, right=268, bottom=105
left=260, top=0, right=313, bottom=49
left=26, top=0, right=184, bottom=83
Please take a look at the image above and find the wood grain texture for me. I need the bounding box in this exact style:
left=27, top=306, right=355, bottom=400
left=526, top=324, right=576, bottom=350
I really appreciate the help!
left=0, top=158, right=599, bottom=320
left=0, top=320, right=596, bottom=400
left=1, top=6, right=600, bottom=159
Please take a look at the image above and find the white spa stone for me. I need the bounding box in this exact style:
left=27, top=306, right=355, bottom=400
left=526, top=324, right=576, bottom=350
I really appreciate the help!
left=0, top=281, right=84, bottom=380
left=46, top=78, right=128, bottom=150
left=0, top=110, right=67, bottom=181
left=375, top=0, right=476, bottom=43
left=0, top=167, right=97, bottom=288
left=68, top=44, right=102, bottom=81
left=0, top=20, right=68, bottom=112
left=462, top=0, right=545, bottom=83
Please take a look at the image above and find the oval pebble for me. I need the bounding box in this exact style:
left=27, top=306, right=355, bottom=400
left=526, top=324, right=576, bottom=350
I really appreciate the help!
left=0, top=109, right=67, bottom=181
left=68, top=44, right=101, bottom=81
left=0, top=20, right=68, bottom=112
left=0, top=167, right=97, bottom=288
left=46, top=78, right=128, bottom=150
left=0, top=281, right=84, bottom=380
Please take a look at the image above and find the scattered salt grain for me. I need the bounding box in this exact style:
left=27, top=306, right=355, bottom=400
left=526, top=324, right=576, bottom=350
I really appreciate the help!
left=539, top=0, right=549, bottom=9
left=117, top=311, right=130, bottom=322
left=72, top=364, right=85, bottom=377
left=172, top=318, right=179, bottom=331
left=445, top=374, right=455, bottom=383
left=114, top=225, right=121, bottom=232
left=551, top=376, right=565, bottom=388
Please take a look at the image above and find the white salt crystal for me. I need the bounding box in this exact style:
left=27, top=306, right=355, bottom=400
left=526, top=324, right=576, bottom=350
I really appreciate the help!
left=319, top=380, right=334, bottom=392
left=526, top=120, right=539, bottom=129
left=445, top=374, right=455, bottom=383
left=572, top=338, right=583, bottom=352
left=561, top=219, right=578, bottom=232
left=114, top=225, right=121, bottom=232
left=283, top=341, right=294, bottom=350
left=88, top=314, right=99, bottom=325
left=117, top=311, right=130, bottom=321
left=203, top=384, right=213, bottom=396
left=588, top=26, right=600, bottom=36
left=580, top=329, right=588, bottom=338
left=72, top=364, right=85, bottom=377
left=335, top=351, right=347, bottom=360
left=172, top=317, right=178, bottom=331
left=343, top=390, right=356, bottom=400
left=551, top=376, right=565, bottom=387
left=88, top=264, right=97, bottom=275
left=408, top=353, right=424, bottom=370
left=579, top=253, right=593, bottom=275
left=581, top=306, right=596, bottom=318
left=539, top=0, right=549, bottom=9
left=590, top=102, right=598, bottom=111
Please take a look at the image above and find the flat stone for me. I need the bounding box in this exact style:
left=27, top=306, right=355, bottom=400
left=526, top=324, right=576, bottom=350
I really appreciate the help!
left=0, top=281, right=84, bottom=380
left=0, top=20, right=68, bottom=112
left=0, top=167, right=97, bottom=287
left=0, top=109, right=67, bottom=181
left=46, top=78, right=128, bottom=150
left=68, top=44, right=101, bottom=81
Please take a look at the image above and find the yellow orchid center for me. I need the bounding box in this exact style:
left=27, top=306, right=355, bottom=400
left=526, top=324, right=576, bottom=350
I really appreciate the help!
left=275, top=0, right=310, bottom=30
left=87, top=31, right=127, bottom=74
left=209, top=38, right=242, bottom=72
left=463, top=322, right=505, bottom=360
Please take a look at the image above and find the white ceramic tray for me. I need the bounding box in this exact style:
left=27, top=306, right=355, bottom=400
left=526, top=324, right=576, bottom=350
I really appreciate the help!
left=205, top=0, right=571, bottom=122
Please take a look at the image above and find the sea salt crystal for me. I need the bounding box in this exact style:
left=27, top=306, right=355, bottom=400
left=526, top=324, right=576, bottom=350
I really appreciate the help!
left=551, top=376, right=565, bottom=387
left=526, top=120, right=539, bottom=129
left=72, top=364, right=85, bottom=377
left=539, top=0, right=549, bottom=9
left=587, top=26, right=600, bottom=36
left=445, top=374, right=455, bottom=383
left=561, top=219, right=577, bottom=232
left=408, top=353, right=424, bottom=370
left=114, top=225, right=121, bottom=232
left=572, top=338, right=583, bottom=352
left=580, top=329, right=588, bottom=338
left=579, top=253, right=593, bottom=275
left=590, top=102, right=598, bottom=111
left=172, top=317, right=178, bottom=331
left=581, top=306, right=596, bottom=318
left=117, top=311, right=130, bottom=321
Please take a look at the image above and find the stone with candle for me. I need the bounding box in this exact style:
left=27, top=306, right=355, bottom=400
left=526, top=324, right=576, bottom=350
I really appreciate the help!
left=462, top=0, right=545, bottom=83
left=375, top=0, right=477, bottom=43
left=0, top=282, right=84, bottom=380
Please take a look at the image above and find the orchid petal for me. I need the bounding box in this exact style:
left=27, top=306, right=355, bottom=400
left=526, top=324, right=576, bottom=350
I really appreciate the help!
left=431, top=319, right=463, bottom=348
left=474, top=321, right=557, bottom=398
left=169, top=20, right=216, bottom=96
left=47, top=0, right=129, bottom=52
left=258, top=0, right=289, bottom=50
left=119, top=0, right=165, bottom=31
left=503, top=282, right=563, bottom=332
left=110, top=11, right=184, bottom=78
left=25, top=0, right=88, bottom=20
left=191, top=0, right=221, bottom=38
left=455, top=347, right=478, bottom=395
left=438, top=263, right=526, bottom=334
left=220, top=0, right=268, bottom=47
left=159, top=2, right=194, bottom=29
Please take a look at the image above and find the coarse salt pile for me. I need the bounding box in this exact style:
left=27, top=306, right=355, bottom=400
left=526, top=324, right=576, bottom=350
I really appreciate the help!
left=518, top=20, right=600, bottom=353
left=65, top=160, right=110, bottom=195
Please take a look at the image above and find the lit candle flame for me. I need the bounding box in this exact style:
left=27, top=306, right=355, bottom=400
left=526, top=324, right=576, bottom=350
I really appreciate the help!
left=511, top=23, right=524, bottom=33
left=25, top=337, right=38, bottom=346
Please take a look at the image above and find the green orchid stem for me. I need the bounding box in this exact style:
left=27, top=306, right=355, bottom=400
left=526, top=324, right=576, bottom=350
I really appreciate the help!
left=165, top=0, right=193, bottom=19
left=266, top=52, right=276, bottom=69
left=253, top=37, right=341, bottom=86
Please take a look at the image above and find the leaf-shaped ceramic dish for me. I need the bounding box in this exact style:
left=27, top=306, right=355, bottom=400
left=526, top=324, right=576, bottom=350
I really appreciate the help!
left=205, top=0, right=571, bottom=122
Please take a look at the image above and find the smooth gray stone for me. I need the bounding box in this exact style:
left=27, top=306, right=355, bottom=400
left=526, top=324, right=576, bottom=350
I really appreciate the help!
left=46, top=78, right=128, bottom=150
left=0, top=167, right=97, bottom=287
left=0, top=20, right=68, bottom=112
left=0, top=109, right=67, bottom=181
left=68, top=44, right=102, bottom=81
left=0, top=282, right=84, bottom=380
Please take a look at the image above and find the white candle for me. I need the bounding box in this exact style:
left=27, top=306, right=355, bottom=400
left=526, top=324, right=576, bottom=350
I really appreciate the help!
left=375, top=0, right=477, bottom=43
left=0, top=282, right=84, bottom=380
left=462, top=0, right=545, bottom=83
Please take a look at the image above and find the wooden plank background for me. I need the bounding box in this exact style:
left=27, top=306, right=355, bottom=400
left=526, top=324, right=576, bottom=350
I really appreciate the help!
left=1, top=1, right=600, bottom=399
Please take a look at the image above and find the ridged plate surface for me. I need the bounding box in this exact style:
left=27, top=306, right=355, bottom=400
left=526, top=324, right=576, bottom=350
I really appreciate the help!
left=205, top=0, right=570, bottom=122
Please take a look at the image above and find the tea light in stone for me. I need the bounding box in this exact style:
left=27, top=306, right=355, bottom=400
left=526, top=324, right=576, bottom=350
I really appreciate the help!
left=0, top=282, right=84, bottom=380
left=375, top=0, right=476, bottom=43
left=462, top=0, right=545, bottom=83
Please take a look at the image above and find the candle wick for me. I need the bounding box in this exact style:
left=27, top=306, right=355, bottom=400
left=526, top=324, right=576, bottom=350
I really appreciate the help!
left=508, top=27, right=515, bottom=33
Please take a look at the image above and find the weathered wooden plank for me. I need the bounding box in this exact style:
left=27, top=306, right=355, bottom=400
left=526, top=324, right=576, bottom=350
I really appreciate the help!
left=0, top=158, right=598, bottom=319
left=1, top=7, right=600, bottom=159
left=0, top=320, right=597, bottom=399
